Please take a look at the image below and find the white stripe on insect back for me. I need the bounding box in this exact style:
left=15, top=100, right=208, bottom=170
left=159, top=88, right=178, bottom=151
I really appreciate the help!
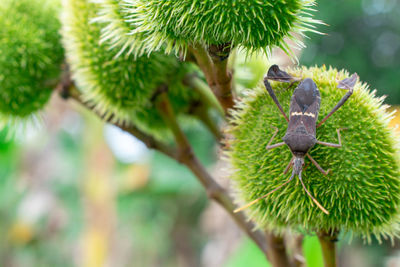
left=290, top=112, right=316, bottom=118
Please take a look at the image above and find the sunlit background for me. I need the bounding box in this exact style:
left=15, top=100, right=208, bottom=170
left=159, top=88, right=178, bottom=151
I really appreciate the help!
left=1, top=0, right=400, bottom=266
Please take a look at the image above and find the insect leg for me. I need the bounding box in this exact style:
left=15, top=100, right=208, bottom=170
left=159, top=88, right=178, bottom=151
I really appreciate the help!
left=306, top=154, right=331, bottom=176
left=234, top=172, right=296, bottom=213
left=282, top=80, right=298, bottom=92
left=316, top=128, right=346, bottom=148
left=283, top=157, right=294, bottom=174
left=263, top=79, right=289, bottom=122
left=298, top=171, right=329, bottom=214
left=266, top=126, right=285, bottom=150
left=317, top=73, right=358, bottom=128
left=267, top=142, right=286, bottom=150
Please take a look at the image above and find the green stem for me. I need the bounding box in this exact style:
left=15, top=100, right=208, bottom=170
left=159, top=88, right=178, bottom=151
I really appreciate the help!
left=189, top=44, right=235, bottom=114
left=154, top=89, right=270, bottom=257
left=188, top=44, right=216, bottom=90
left=155, top=89, right=188, bottom=151
left=318, top=230, right=339, bottom=267
left=212, top=57, right=234, bottom=111
left=185, top=75, right=224, bottom=117
left=194, top=106, right=222, bottom=141
left=208, top=43, right=235, bottom=112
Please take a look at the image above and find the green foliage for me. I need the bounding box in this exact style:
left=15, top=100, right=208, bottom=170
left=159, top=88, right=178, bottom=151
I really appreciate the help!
left=0, top=0, right=63, bottom=121
left=228, top=66, right=400, bottom=240
left=304, top=236, right=324, bottom=267
left=96, top=0, right=321, bottom=56
left=224, top=239, right=270, bottom=267
left=62, top=0, right=199, bottom=138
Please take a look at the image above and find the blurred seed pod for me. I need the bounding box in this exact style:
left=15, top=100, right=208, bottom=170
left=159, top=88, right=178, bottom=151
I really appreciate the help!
left=0, top=0, right=63, bottom=123
left=227, top=66, right=400, bottom=241
left=95, top=0, right=322, bottom=56
left=92, top=0, right=149, bottom=57
left=62, top=0, right=200, bottom=139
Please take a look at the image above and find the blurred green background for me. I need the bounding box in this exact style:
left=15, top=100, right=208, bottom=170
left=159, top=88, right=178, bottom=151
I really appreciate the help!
left=1, top=0, right=400, bottom=266
left=301, top=0, right=400, bottom=104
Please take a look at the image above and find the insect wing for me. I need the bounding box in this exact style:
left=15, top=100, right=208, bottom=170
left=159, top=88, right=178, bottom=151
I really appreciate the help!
left=338, top=73, right=358, bottom=90
left=266, top=64, right=295, bottom=83
left=288, top=79, right=321, bottom=136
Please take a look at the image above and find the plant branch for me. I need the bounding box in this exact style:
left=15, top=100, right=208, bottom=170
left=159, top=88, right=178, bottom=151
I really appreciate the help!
left=64, top=85, right=177, bottom=159
left=189, top=44, right=235, bottom=114
left=208, top=43, right=235, bottom=112
left=318, top=230, right=339, bottom=267
left=183, top=74, right=223, bottom=140
left=184, top=74, right=224, bottom=117
left=58, top=79, right=270, bottom=259
left=188, top=44, right=216, bottom=90
left=265, top=232, right=292, bottom=267
left=194, top=106, right=222, bottom=141
left=154, top=89, right=269, bottom=256
left=290, top=234, right=306, bottom=267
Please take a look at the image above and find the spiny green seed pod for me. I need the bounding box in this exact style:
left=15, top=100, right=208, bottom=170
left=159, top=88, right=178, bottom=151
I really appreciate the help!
left=62, top=0, right=198, bottom=137
left=0, top=0, right=63, bottom=121
left=92, top=0, right=150, bottom=57
left=228, top=66, right=400, bottom=240
left=96, top=0, right=321, bottom=56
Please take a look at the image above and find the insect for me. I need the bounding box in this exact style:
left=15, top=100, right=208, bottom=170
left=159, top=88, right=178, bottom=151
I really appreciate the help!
left=235, top=65, right=358, bottom=214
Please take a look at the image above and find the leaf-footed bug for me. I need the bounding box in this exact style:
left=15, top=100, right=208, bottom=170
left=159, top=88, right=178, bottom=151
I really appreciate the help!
left=235, top=65, right=358, bottom=215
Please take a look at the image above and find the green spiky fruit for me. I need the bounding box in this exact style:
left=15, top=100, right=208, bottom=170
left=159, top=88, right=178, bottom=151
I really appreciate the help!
left=0, top=0, right=63, bottom=121
left=62, top=0, right=198, bottom=137
left=96, top=0, right=321, bottom=56
left=92, top=0, right=149, bottom=56
left=228, top=66, right=400, bottom=240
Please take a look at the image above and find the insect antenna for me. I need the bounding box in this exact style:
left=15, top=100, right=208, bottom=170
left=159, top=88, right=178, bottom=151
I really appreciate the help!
left=298, top=171, right=329, bottom=215
left=234, top=172, right=295, bottom=213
